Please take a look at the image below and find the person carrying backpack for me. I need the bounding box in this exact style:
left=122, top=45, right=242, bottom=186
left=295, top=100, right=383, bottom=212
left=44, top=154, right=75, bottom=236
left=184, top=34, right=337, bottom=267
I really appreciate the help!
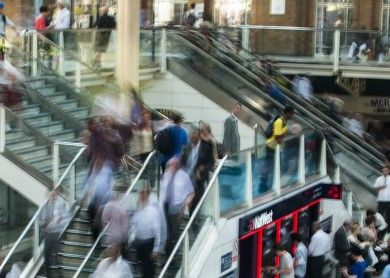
left=259, top=106, right=294, bottom=193
left=155, top=113, right=188, bottom=172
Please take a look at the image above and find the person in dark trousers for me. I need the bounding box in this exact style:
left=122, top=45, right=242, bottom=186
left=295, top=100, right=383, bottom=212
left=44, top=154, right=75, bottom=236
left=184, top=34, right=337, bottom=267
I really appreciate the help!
left=307, top=221, right=331, bottom=278
left=223, top=103, right=242, bottom=155
left=94, top=6, right=116, bottom=69
left=334, top=220, right=353, bottom=277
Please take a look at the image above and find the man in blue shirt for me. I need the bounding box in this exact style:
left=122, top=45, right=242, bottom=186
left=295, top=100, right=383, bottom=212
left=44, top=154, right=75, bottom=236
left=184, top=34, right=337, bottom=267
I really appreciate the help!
left=160, top=113, right=188, bottom=172
left=341, top=246, right=367, bottom=278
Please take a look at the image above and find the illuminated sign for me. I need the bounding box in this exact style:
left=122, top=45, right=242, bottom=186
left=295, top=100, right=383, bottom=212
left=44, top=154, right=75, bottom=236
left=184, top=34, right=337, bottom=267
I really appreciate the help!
left=239, top=183, right=342, bottom=236
left=248, top=210, right=273, bottom=231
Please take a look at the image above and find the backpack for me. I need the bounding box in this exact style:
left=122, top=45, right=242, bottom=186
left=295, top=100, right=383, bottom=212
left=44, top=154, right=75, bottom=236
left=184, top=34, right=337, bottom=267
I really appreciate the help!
left=186, top=12, right=196, bottom=27
left=155, top=127, right=174, bottom=155
left=264, top=115, right=280, bottom=138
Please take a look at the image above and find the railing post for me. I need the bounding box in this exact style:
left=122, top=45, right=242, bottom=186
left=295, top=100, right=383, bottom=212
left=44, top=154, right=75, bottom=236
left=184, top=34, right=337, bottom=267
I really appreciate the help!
left=0, top=106, right=5, bottom=153
left=213, top=176, right=221, bottom=224
left=32, top=31, right=38, bottom=76
left=346, top=189, right=353, bottom=217
left=298, top=134, right=305, bottom=185
left=70, top=165, right=76, bottom=203
left=181, top=233, right=190, bottom=278
left=333, top=29, right=340, bottom=74
left=245, top=150, right=253, bottom=207
left=58, top=31, right=65, bottom=76
left=52, top=143, right=60, bottom=186
left=75, top=61, right=81, bottom=88
left=160, top=28, right=167, bottom=73
left=273, top=144, right=281, bottom=196
left=334, top=166, right=341, bottom=183
left=242, top=27, right=250, bottom=51
left=33, top=219, right=40, bottom=260
left=319, top=140, right=327, bottom=177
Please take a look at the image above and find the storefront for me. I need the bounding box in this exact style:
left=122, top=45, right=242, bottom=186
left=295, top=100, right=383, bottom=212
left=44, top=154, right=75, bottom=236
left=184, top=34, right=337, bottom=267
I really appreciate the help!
left=238, top=183, right=342, bottom=278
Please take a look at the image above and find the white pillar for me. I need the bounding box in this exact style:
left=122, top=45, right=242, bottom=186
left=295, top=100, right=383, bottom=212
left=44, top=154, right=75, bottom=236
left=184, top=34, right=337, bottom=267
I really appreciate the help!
left=245, top=150, right=253, bottom=207
left=116, top=0, right=140, bottom=91
left=319, top=139, right=327, bottom=177
left=298, top=134, right=305, bottom=185
left=0, top=106, right=5, bottom=153
left=273, top=144, right=281, bottom=196
left=32, top=32, right=38, bottom=76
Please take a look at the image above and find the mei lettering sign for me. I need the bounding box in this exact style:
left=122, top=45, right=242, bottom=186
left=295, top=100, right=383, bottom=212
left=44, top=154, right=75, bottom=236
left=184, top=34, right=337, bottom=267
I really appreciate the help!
left=371, top=98, right=390, bottom=112
left=248, top=210, right=273, bottom=231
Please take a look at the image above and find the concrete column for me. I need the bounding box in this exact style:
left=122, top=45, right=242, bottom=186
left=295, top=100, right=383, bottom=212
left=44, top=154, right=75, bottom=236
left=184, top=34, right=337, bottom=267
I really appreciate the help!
left=116, top=0, right=140, bottom=91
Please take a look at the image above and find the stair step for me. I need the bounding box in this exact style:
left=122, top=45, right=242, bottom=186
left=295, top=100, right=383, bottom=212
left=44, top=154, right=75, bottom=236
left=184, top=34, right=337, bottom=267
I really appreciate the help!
left=67, top=107, right=90, bottom=120
left=24, top=113, right=52, bottom=125
left=14, top=145, right=50, bottom=161
left=13, top=104, right=41, bottom=117
left=28, top=155, right=53, bottom=170
left=27, top=78, right=46, bottom=88
left=5, top=129, right=26, bottom=141
left=53, top=99, right=79, bottom=109
left=6, top=137, right=36, bottom=151
left=49, top=129, right=76, bottom=141
left=35, top=121, right=65, bottom=135
left=64, top=229, right=94, bottom=244
left=57, top=252, right=100, bottom=269
left=69, top=218, right=91, bottom=232
left=36, top=85, right=57, bottom=95
left=46, top=92, right=68, bottom=102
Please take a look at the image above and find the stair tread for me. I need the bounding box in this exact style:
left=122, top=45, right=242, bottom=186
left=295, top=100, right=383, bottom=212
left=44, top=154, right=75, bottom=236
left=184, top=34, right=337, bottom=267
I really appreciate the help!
left=13, top=145, right=49, bottom=155
left=66, top=229, right=92, bottom=235
left=58, top=252, right=99, bottom=260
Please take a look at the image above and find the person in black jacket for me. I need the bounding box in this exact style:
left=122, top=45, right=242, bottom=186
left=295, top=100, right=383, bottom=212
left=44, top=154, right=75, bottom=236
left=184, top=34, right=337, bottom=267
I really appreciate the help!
left=334, top=220, right=353, bottom=276
left=94, top=6, right=116, bottom=69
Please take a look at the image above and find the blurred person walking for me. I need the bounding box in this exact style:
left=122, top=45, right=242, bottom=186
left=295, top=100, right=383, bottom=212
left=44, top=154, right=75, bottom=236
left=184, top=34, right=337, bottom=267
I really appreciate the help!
left=307, top=221, right=331, bottom=278
left=375, top=165, right=390, bottom=233
left=259, top=106, right=294, bottom=192
left=156, top=113, right=188, bottom=172
left=291, top=233, right=307, bottom=278
left=49, top=1, right=70, bottom=30
left=101, top=193, right=129, bottom=253
left=182, top=128, right=201, bottom=180
left=132, top=187, right=165, bottom=278
left=223, top=103, right=242, bottom=155
left=132, top=111, right=154, bottom=163
left=35, top=6, right=50, bottom=31
left=160, top=158, right=194, bottom=254
left=94, top=6, right=116, bottom=69
left=0, top=2, right=17, bottom=38
left=292, top=75, right=314, bottom=102
left=40, top=187, right=70, bottom=278
left=92, top=245, right=133, bottom=278
left=334, top=220, right=353, bottom=275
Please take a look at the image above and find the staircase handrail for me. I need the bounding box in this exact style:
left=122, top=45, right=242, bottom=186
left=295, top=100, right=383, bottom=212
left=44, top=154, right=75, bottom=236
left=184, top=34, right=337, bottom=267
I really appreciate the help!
left=73, top=150, right=157, bottom=278
left=0, top=143, right=87, bottom=273
left=157, top=155, right=228, bottom=278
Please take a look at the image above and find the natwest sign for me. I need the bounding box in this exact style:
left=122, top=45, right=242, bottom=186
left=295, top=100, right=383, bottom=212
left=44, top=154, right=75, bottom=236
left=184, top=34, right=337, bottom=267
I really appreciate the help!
left=248, top=210, right=273, bottom=231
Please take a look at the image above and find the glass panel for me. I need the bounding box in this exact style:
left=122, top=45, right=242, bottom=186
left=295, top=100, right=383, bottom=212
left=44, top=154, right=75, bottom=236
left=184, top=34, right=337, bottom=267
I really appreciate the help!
left=252, top=144, right=274, bottom=198
left=218, top=151, right=247, bottom=214
left=140, top=29, right=162, bottom=68
left=280, top=135, right=300, bottom=187
left=305, top=130, right=321, bottom=177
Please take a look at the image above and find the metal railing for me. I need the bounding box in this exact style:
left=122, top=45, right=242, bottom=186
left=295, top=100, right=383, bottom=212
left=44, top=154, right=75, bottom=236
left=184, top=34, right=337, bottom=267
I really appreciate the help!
left=0, top=143, right=87, bottom=274
left=73, top=150, right=157, bottom=277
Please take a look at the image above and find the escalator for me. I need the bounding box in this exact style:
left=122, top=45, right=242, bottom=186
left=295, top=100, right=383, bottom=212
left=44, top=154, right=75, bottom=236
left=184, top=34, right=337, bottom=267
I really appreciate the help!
left=162, top=30, right=382, bottom=206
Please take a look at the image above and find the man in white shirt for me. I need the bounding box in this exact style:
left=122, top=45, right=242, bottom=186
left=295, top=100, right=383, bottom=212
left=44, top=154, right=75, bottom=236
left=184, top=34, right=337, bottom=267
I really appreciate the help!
left=160, top=158, right=194, bottom=254
left=50, top=1, right=70, bottom=30
left=0, top=2, right=17, bottom=37
left=132, top=187, right=164, bottom=278
left=367, top=209, right=388, bottom=240
left=291, top=233, right=308, bottom=278
left=374, top=165, right=390, bottom=233
left=274, top=243, right=294, bottom=278
left=292, top=75, right=314, bottom=102
left=307, top=221, right=331, bottom=278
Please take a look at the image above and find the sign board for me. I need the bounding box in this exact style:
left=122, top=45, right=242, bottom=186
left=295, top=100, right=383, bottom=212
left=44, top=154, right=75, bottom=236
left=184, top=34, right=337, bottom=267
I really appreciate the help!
left=221, top=252, right=232, bottom=273
left=370, top=97, right=390, bottom=113
left=270, top=0, right=286, bottom=15
left=239, top=183, right=342, bottom=236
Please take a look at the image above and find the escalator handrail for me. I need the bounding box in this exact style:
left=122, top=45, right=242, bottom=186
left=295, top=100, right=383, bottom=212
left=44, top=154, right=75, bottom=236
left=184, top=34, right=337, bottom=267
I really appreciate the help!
left=169, top=30, right=385, bottom=167
left=192, top=29, right=386, bottom=162
left=157, top=155, right=228, bottom=278
left=73, top=150, right=157, bottom=278
left=0, top=145, right=87, bottom=273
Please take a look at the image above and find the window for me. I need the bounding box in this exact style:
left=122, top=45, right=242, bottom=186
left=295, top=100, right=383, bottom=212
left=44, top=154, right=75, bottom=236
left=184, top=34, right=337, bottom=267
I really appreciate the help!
left=382, top=0, right=390, bottom=31
left=315, top=0, right=353, bottom=56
